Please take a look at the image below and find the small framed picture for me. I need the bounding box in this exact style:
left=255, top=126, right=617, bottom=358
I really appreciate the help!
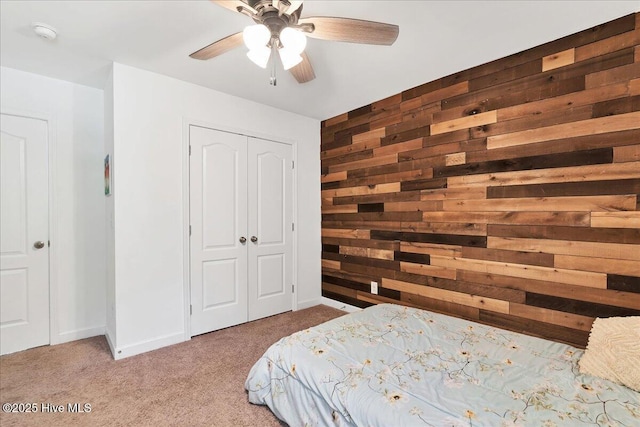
left=104, top=154, right=112, bottom=196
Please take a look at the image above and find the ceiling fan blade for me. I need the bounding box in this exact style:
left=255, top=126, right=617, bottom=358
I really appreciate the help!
left=289, top=51, right=315, bottom=83
left=210, top=0, right=247, bottom=13
left=190, top=32, right=244, bottom=60
left=299, top=17, right=399, bottom=45
left=288, top=1, right=303, bottom=15
left=291, top=1, right=303, bottom=19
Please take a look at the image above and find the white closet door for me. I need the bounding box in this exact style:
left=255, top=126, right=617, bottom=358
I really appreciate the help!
left=0, top=114, right=49, bottom=355
left=247, top=137, right=293, bottom=321
left=190, top=126, right=248, bottom=336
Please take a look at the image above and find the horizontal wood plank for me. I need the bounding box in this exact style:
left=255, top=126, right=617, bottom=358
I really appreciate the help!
left=373, top=137, right=423, bottom=156
left=487, top=111, right=640, bottom=149
left=555, top=254, right=640, bottom=276
left=445, top=152, right=466, bottom=166
left=399, top=262, right=457, bottom=280
left=422, top=211, right=591, bottom=226
left=420, top=81, right=470, bottom=105
left=430, top=255, right=607, bottom=288
left=431, top=110, right=497, bottom=135
left=383, top=278, right=510, bottom=314
left=459, top=270, right=640, bottom=311
left=496, top=81, right=630, bottom=122
left=574, top=28, right=640, bottom=62
left=488, top=223, right=640, bottom=244
left=447, top=162, right=640, bottom=187
left=542, top=48, right=576, bottom=72
left=321, top=182, right=401, bottom=198
left=321, top=204, right=359, bottom=214
left=509, top=303, right=593, bottom=332
left=443, top=195, right=636, bottom=212
left=328, top=154, right=398, bottom=173
left=585, top=61, right=640, bottom=88
left=321, top=171, right=347, bottom=183
left=321, top=259, right=340, bottom=270
left=614, top=144, right=640, bottom=162
left=339, top=246, right=395, bottom=260
left=322, top=282, right=358, bottom=299
left=420, top=186, right=486, bottom=201
left=322, top=228, right=371, bottom=239
left=325, top=113, right=348, bottom=127
left=322, top=139, right=381, bottom=161
left=399, top=242, right=463, bottom=258
left=591, top=211, right=640, bottom=228
left=352, top=127, right=386, bottom=144
left=488, top=236, right=640, bottom=261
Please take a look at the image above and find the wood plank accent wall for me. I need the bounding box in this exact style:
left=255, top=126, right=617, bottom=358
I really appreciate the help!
left=320, top=12, right=640, bottom=348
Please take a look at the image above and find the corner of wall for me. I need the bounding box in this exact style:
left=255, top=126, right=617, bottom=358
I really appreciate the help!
left=296, top=297, right=323, bottom=311
left=104, top=65, right=117, bottom=345
left=109, top=332, right=185, bottom=360
left=57, top=326, right=106, bottom=345
left=104, top=326, right=116, bottom=359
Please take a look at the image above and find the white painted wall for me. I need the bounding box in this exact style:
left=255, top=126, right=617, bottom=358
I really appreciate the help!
left=0, top=66, right=106, bottom=344
left=108, top=63, right=320, bottom=359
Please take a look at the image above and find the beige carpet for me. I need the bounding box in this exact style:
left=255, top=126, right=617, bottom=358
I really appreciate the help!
left=0, top=305, right=346, bottom=427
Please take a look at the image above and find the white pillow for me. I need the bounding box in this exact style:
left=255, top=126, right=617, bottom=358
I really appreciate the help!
left=579, top=316, right=640, bottom=392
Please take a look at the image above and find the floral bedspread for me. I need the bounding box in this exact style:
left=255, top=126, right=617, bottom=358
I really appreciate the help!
left=245, top=304, right=640, bottom=426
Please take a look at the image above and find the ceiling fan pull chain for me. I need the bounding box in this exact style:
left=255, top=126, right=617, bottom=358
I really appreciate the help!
left=270, top=44, right=277, bottom=86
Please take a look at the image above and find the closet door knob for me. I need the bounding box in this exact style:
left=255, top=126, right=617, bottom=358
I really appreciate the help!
left=239, top=237, right=247, bottom=243
left=250, top=236, right=258, bottom=243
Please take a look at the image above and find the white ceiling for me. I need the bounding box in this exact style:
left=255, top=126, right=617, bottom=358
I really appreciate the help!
left=1, top=1, right=638, bottom=120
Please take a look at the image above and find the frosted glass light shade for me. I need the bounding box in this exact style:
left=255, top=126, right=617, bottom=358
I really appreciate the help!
left=243, top=24, right=270, bottom=50
left=279, top=47, right=302, bottom=70
left=279, top=27, right=306, bottom=54
left=247, top=46, right=271, bottom=68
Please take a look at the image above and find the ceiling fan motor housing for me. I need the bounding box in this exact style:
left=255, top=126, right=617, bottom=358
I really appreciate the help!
left=260, top=13, right=290, bottom=45
left=247, top=1, right=301, bottom=44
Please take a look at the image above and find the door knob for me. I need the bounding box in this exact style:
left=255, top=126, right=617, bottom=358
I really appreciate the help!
left=250, top=236, right=258, bottom=243
left=33, top=241, right=45, bottom=249
left=239, top=237, right=247, bottom=243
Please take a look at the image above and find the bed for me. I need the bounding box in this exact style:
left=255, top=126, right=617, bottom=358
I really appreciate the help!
left=245, top=303, right=640, bottom=426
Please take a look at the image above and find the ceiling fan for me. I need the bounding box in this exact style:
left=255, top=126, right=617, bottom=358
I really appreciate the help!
left=190, top=0, right=399, bottom=84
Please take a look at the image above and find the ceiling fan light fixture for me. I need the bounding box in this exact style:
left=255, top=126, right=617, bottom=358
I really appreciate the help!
left=247, top=46, right=271, bottom=68
left=279, top=47, right=302, bottom=70
left=243, top=24, right=270, bottom=50
left=193, top=1, right=400, bottom=84
left=279, top=27, right=306, bottom=54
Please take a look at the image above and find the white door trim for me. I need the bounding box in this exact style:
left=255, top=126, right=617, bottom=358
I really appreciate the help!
left=181, top=117, right=298, bottom=340
left=0, top=107, right=58, bottom=346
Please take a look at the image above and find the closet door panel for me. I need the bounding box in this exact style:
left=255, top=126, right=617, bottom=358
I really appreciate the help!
left=190, top=126, right=248, bottom=336
left=257, top=254, right=285, bottom=297
left=256, top=153, right=284, bottom=245
left=248, top=137, right=293, bottom=321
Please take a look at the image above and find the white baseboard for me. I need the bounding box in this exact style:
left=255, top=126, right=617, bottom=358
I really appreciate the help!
left=111, top=332, right=185, bottom=360
left=296, top=297, right=323, bottom=310
left=321, top=297, right=362, bottom=313
left=54, top=326, right=106, bottom=345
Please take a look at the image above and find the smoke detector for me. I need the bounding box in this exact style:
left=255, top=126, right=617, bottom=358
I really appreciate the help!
left=32, top=22, right=57, bottom=40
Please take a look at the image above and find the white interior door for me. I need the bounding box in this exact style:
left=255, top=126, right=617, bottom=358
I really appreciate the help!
left=247, top=137, right=293, bottom=321
left=0, top=114, right=49, bottom=355
left=190, top=126, right=248, bottom=336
